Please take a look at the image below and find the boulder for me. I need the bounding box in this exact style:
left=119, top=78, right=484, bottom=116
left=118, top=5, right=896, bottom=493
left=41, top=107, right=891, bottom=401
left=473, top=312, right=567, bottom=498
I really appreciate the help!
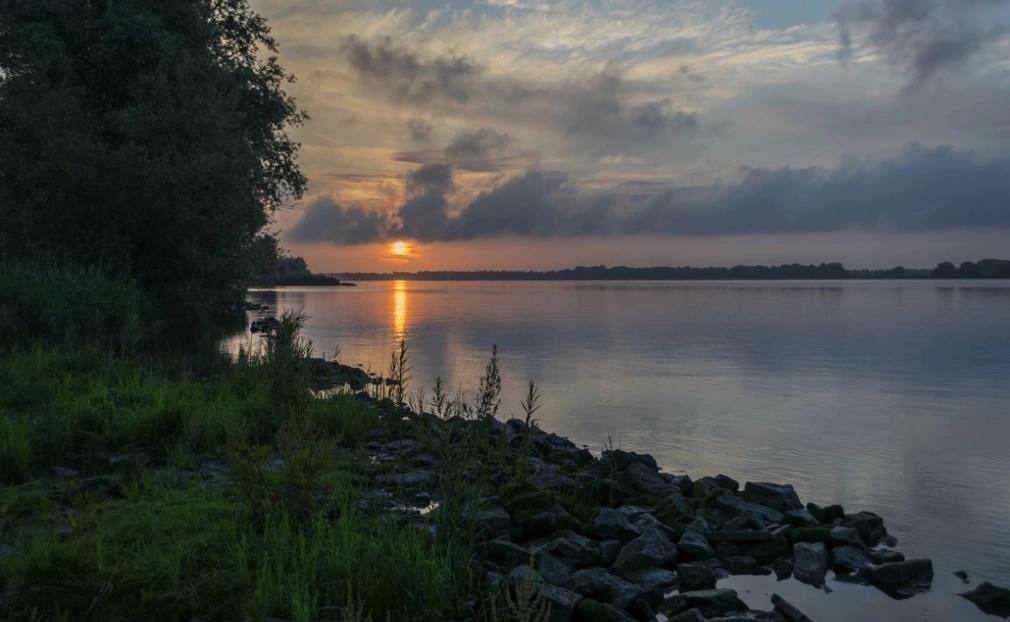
left=573, top=598, right=636, bottom=622
left=792, top=542, right=828, bottom=586
left=868, top=548, right=905, bottom=565
left=707, top=530, right=775, bottom=543
left=549, top=532, right=601, bottom=567
left=594, top=508, right=641, bottom=542
left=622, top=567, right=679, bottom=591
left=866, top=559, right=933, bottom=597
left=743, top=482, right=802, bottom=512
left=771, top=594, right=814, bottom=622
left=829, top=526, right=863, bottom=547
left=720, top=555, right=761, bottom=575
left=678, top=563, right=717, bottom=591
left=715, top=474, right=740, bottom=492
left=476, top=508, right=512, bottom=541
left=666, top=610, right=705, bottom=622
left=569, top=568, right=644, bottom=610
left=535, top=549, right=574, bottom=587
left=619, top=462, right=671, bottom=497
left=783, top=509, right=818, bottom=527
left=540, top=584, right=584, bottom=622
left=663, top=474, right=694, bottom=496
left=806, top=503, right=844, bottom=523
left=735, top=537, right=791, bottom=561
left=613, top=529, right=679, bottom=574
left=520, top=507, right=580, bottom=539
left=599, top=540, right=623, bottom=566
left=375, top=469, right=438, bottom=487
left=679, top=589, right=749, bottom=618
left=960, top=582, right=1010, bottom=618
left=658, top=491, right=696, bottom=519
left=829, top=545, right=872, bottom=573
left=678, top=517, right=715, bottom=560
left=480, top=539, right=530, bottom=568
left=773, top=556, right=793, bottom=580
left=601, top=449, right=659, bottom=472
left=709, top=493, right=784, bottom=529
left=842, top=511, right=887, bottom=546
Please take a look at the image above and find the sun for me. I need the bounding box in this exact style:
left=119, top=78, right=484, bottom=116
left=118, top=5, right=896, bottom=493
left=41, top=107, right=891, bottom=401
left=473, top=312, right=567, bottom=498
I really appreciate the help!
left=390, top=240, right=409, bottom=256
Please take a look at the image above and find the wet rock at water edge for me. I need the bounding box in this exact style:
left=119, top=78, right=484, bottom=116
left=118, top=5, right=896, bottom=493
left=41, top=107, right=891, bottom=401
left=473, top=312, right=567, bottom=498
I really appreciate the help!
left=960, top=581, right=1010, bottom=618
left=865, top=559, right=933, bottom=598
left=829, top=545, right=872, bottom=574
left=621, top=567, right=679, bottom=591
left=743, top=482, right=803, bottom=512
left=842, top=511, right=887, bottom=546
left=771, top=593, right=814, bottom=622
left=675, top=589, right=749, bottom=619
left=677, top=563, right=717, bottom=591
left=828, top=526, right=863, bottom=547
left=792, top=542, right=828, bottom=586
left=954, top=569, right=969, bottom=583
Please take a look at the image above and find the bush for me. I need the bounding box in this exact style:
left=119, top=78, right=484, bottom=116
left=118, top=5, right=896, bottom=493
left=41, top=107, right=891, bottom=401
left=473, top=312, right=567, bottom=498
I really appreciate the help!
left=0, top=263, right=142, bottom=350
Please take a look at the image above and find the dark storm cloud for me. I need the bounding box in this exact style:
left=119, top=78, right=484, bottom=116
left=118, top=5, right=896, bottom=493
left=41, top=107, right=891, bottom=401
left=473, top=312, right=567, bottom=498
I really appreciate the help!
left=835, top=0, right=1010, bottom=88
left=289, top=145, right=1010, bottom=244
left=393, top=126, right=524, bottom=172
left=406, top=118, right=433, bottom=143
left=445, top=127, right=513, bottom=159
left=285, top=196, right=392, bottom=243
left=340, top=36, right=479, bottom=103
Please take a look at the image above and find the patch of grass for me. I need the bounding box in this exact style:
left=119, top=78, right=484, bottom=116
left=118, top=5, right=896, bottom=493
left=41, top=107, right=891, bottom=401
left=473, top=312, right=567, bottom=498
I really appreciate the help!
left=0, top=416, right=32, bottom=484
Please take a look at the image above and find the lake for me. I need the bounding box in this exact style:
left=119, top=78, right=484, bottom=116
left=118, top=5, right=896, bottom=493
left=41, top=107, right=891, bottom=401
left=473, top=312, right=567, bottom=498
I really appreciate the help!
left=223, top=280, right=1010, bottom=621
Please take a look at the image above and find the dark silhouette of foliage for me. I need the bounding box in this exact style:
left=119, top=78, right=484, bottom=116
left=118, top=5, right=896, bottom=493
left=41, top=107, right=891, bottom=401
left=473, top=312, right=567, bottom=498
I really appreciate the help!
left=0, top=0, right=306, bottom=316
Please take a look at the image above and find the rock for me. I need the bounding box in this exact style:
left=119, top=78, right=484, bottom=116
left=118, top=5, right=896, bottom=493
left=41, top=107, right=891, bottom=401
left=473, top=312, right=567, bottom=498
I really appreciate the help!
left=783, top=509, right=818, bottom=527
left=829, top=526, right=863, bottom=547
left=771, top=594, right=814, bottom=622
left=663, top=474, right=694, bottom=495
left=599, top=540, right=623, bottom=566
left=622, top=567, right=679, bottom=591
left=716, top=541, right=742, bottom=558
left=509, top=564, right=540, bottom=585
left=735, top=537, right=791, bottom=561
left=678, top=564, right=717, bottom=590
left=707, top=530, right=775, bottom=543
left=385, top=438, right=423, bottom=452
left=960, top=582, right=1010, bottom=618
left=721, top=555, right=761, bottom=575
left=866, top=559, right=933, bottom=597
left=805, top=503, right=844, bottom=524
left=535, top=550, right=574, bottom=587
left=868, top=548, right=905, bottom=565
left=879, top=535, right=898, bottom=548
left=375, top=469, right=438, bottom=487
left=830, top=545, right=872, bottom=573
left=678, top=517, right=715, bottom=559
left=476, top=508, right=512, bottom=541
left=549, top=532, right=601, bottom=567
left=75, top=477, right=117, bottom=497
left=569, top=568, right=644, bottom=610
left=480, top=539, right=530, bottom=568
left=594, top=508, right=641, bottom=542
left=601, top=449, right=659, bottom=472
left=573, top=598, right=636, bottom=622
left=666, top=610, right=706, bottom=622
left=774, top=557, right=793, bottom=580
left=629, top=512, right=679, bottom=542
left=842, top=511, right=887, bottom=546
left=709, top=493, right=784, bottom=529
left=658, top=491, right=696, bottom=518
left=540, top=584, right=583, bottom=622
left=521, top=507, right=580, bottom=539
left=743, top=482, right=802, bottom=512
left=612, top=529, right=678, bottom=574
left=953, top=570, right=969, bottom=584
left=715, top=474, right=740, bottom=492
left=619, top=462, right=671, bottom=497
left=49, top=466, right=79, bottom=479
left=679, top=589, right=749, bottom=618
left=792, top=542, right=828, bottom=586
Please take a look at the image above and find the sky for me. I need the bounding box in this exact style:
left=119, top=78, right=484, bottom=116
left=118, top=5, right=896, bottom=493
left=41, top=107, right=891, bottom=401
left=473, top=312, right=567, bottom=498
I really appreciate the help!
left=252, top=0, right=1010, bottom=271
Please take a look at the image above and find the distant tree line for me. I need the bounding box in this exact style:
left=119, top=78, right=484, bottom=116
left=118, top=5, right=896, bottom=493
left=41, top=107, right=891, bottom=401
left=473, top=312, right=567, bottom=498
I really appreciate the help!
left=339, top=259, right=1010, bottom=281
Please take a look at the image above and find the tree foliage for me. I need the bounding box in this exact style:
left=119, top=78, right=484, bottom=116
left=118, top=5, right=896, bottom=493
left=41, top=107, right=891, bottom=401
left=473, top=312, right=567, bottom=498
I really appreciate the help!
left=0, top=0, right=306, bottom=314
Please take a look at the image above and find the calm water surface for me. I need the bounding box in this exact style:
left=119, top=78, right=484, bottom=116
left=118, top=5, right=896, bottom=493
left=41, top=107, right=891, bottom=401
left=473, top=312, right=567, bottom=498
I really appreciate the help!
left=224, top=280, right=1010, bottom=621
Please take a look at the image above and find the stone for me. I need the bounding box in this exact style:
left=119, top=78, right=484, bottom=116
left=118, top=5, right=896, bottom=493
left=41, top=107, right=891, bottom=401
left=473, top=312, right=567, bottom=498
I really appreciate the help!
left=476, top=508, right=512, bottom=541
left=622, top=567, right=679, bottom=591
left=509, top=564, right=540, bottom=585
left=866, top=559, right=933, bottom=597
left=868, top=548, right=905, bottom=565
left=721, top=517, right=752, bottom=531
left=666, top=610, right=705, bottom=622
left=678, top=564, right=717, bottom=591
left=953, top=570, right=969, bottom=583
left=792, top=542, right=828, bottom=586
left=806, top=503, right=844, bottom=523
left=549, top=532, right=601, bottom=567
left=49, top=466, right=79, bottom=479
left=735, top=537, right=790, bottom=561
left=679, top=589, right=749, bottom=618
left=535, top=550, right=574, bottom=587
left=663, top=474, right=694, bottom=495
left=842, top=511, right=887, bottom=546
left=773, top=556, right=793, bottom=580
left=715, top=474, right=740, bottom=492
left=771, top=594, right=814, bottom=622
left=480, top=539, right=530, bottom=568
left=721, top=555, right=761, bottom=575
left=599, top=540, right=623, bottom=566
left=743, top=482, right=802, bottom=512
left=619, top=461, right=670, bottom=497
left=960, top=582, right=1010, bottom=618
left=594, top=508, right=641, bottom=542
left=629, top=512, right=679, bottom=542
left=569, top=568, right=644, bottom=610
left=716, top=541, right=742, bottom=558
left=601, top=449, right=659, bottom=472
left=612, top=529, right=678, bottom=574
left=375, top=469, right=438, bottom=487
left=659, top=491, right=696, bottom=518
left=385, top=438, right=422, bottom=452
left=829, top=526, right=863, bottom=547
left=708, top=530, right=775, bottom=543
left=678, top=517, right=715, bottom=559
left=540, top=584, right=583, bottom=622
left=521, top=507, right=580, bottom=539
left=573, top=598, right=636, bottom=622
left=709, top=493, right=784, bottom=529
left=783, top=509, right=818, bottom=527
left=830, top=545, right=872, bottom=573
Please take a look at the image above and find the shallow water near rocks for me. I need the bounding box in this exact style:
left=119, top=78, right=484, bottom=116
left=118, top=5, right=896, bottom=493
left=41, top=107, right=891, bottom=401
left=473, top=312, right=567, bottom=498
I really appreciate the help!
left=222, top=280, right=1010, bottom=620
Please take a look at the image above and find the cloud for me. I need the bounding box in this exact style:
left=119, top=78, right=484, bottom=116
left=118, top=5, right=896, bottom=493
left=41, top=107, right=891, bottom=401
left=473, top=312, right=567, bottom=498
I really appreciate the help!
left=340, top=35, right=479, bottom=103
left=288, top=144, right=1010, bottom=244
left=406, top=118, right=433, bottom=143
left=445, top=127, right=513, bottom=159
left=835, top=0, right=1010, bottom=89
left=393, top=126, right=526, bottom=172
left=285, top=197, right=392, bottom=244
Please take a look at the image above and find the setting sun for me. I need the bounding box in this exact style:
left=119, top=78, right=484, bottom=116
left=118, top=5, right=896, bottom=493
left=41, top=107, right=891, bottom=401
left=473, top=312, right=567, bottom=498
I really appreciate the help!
left=390, top=240, right=409, bottom=256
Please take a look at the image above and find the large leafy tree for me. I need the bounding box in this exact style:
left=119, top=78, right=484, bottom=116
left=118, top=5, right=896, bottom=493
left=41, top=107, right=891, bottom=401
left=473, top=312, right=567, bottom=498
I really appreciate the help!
left=0, top=0, right=306, bottom=314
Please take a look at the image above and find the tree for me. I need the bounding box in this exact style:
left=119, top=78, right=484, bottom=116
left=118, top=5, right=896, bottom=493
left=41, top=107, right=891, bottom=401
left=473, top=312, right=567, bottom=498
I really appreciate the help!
left=932, top=261, right=959, bottom=278
left=0, top=0, right=306, bottom=316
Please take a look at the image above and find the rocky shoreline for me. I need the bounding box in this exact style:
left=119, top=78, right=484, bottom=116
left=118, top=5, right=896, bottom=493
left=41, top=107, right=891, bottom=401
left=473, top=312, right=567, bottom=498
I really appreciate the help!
left=351, top=398, right=1009, bottom=621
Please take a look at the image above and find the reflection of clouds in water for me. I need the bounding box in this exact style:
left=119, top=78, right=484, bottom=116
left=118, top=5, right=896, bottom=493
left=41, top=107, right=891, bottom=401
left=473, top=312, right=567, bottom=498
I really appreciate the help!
left=220, top=281, right=1010, bottom=590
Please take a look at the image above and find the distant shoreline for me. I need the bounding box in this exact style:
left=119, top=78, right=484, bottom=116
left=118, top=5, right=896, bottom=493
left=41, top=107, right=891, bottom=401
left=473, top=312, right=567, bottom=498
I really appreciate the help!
left=332, top=259, right=1009, bottom=282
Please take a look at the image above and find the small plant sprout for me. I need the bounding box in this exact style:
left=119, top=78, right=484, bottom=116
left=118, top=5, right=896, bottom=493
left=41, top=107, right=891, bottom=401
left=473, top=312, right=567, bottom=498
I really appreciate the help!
left=388, top=339, right=411, bottom=405
left=521, top=380, right=542, bottom=428
left=475, top=344, right=502, bottom=419
left=430, top=376, right=448, bottom=418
